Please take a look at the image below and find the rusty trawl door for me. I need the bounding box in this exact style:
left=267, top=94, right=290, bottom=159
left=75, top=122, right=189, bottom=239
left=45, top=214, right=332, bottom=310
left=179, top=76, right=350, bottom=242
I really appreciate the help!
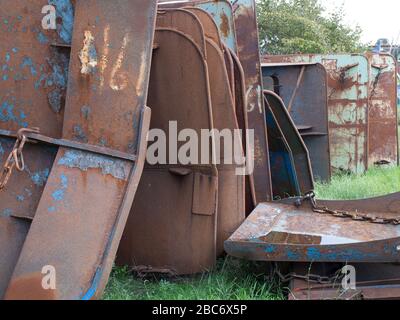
left=3, top=0, right=157, bottom=300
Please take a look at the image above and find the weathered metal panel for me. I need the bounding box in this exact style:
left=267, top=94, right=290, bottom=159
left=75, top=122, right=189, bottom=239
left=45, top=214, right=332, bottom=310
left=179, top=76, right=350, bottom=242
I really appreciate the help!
left=365, top=52, right=399, bottom=167
left=262, top=63, right=331, bottom=182
left=264, top=54, right=370, bottom=175
left=118, top=28, right=218, bottom=275
left=160, top=0, right=273, bottom=206
left=0, top=0, right=72, bottom=298
left=225, top=193, right=400, bottom=263
left=5, top=0, right=156, bottom=299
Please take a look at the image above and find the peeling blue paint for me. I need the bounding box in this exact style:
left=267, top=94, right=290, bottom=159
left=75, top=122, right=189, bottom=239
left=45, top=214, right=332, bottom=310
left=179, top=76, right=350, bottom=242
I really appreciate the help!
left=0, top=100, right=28, bottom=127
left=51, top=174, right=68, bottom=202
left=58, top=150, right=129, bottom=181
left=37, top=32, right=49, bottom=44
left=306, top=247, right=378, bottom=262
left=21, top=56, right=38, bottom=76
left=31, top=168, right=50, bottom=187
left=49, top=0, right=74, bottom=44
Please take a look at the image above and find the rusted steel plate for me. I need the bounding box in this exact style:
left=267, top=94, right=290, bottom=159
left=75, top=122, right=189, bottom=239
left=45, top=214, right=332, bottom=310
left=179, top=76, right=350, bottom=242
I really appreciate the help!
left=230, top=0, right=272, bottom=205
left=289, top=262, right=400, bottom=300
left=365, top=52, right=399, bottom=167
left=264, top=91, right=314, bottom=197
left=5, top=0, right=156, bottom=300
left=262, top=63, right=331, bottom=182
left=0, top=0, right=71, bottom=298
left=157, top=9, right=206, bottom=58
left=118, top=28, right=218, bottom=275
left=225, top=192, right=400, bottom=263
left=205, top=38, right=245, bottom=255
left=153, top=5, right=245, bottom=257
left=160, top=0, right=272, bottom=207
left=264, top=54, right=370, bottom=175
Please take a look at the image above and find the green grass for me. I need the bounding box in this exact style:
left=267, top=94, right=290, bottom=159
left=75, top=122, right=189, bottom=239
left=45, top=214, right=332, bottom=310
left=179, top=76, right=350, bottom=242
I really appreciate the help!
left=315, top=166, right=400, bottom=200
left=103, top=258, right=284, bottom=300
left=104, top=166, right=400, bottom=300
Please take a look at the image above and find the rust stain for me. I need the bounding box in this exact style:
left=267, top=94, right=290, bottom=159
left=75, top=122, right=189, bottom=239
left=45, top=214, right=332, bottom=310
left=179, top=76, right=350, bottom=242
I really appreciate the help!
left=219, top=12, right=230, bottom=38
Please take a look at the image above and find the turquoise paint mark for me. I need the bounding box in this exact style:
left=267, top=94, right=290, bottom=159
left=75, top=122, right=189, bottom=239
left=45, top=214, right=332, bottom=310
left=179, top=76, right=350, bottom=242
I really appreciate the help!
left=21, top=56, right=38, bottom=76
left=31, top=168, right=50, bottom=187
left=48, top=206, right=56, bottom=213
left=286, top=249, right=301, bottom=260
left=2, top=75, right=8, bottom=81
left=264, top=245, right=276, bottom=254
left=5, top=53, right=10, bottom=63
left=306, top=247, right=322, bottom=261
left=81, top=105, right=91, bottom=120
left=81, top=267, right=102, bottom=300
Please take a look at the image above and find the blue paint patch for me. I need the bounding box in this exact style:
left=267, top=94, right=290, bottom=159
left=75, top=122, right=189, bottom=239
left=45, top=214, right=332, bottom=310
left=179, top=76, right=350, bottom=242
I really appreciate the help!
left=52, top=189, right=65, bottom=201
left=1, top=208, right=13, bottom=217
left=16, top=195, right=25, bottom=202
left=5, top=53, right=10, bottom=63
left=306, top=247, right=322, bottom=261
left=31, top=168, right=50, bottom=187
left=51, top=174, right=68, bottom=202
left=73, top=125, right=88, bottom=143
left=48, top=206, right=56, bottom=213
left=37, top=32, right=49, bottom=44
left=58, top=150, right=129, bottom=180
left=286, top=248, right=301, bottom=260
left=264, top=245, right=276, bottom=254
left=21, top=56, right=38, bottom=76
left=2, top=75, right=8, bottom=81
left=0, top=100, right=28, bottom=127
left=12, top=48, right=18, bottom=53
left=48, top=0, right=74, bottom=44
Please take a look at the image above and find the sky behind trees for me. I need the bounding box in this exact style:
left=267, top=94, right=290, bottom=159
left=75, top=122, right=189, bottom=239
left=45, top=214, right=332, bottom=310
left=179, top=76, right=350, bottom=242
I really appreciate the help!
left=323, top=0, right=400, bottom=44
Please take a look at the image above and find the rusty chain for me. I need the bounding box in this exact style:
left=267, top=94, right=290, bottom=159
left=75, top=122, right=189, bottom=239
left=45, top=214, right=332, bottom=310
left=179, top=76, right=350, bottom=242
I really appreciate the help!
left=273, top=263, right=344, bottom=285
left=297, top=191, right=400, bottom=226
left=0, top=128, right=40, bottom=191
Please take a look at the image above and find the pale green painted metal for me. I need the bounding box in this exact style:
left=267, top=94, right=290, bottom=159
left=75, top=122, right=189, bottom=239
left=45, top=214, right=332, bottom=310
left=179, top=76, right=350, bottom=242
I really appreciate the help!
left=195, top=0, right=237, bottom=53
left=265, top=54, right=370, bottom=174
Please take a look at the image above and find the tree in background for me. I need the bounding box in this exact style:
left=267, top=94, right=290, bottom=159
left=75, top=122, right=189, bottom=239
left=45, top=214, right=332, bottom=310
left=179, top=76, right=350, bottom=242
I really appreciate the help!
left=257, top=0, right=366, bottom=54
